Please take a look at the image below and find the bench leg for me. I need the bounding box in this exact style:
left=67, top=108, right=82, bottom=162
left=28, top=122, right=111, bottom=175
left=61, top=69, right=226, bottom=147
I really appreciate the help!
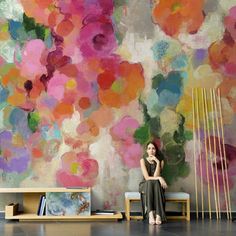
left=182, top=202, right=186, bottom=216
left=186, top=199, right=190, bottom=221
left=140, top=193, right=145, bottom=220
left=125, top=199, right=130, bottom=221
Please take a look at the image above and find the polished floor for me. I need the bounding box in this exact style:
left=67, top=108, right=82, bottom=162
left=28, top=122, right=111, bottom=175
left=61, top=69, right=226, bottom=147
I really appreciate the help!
left=0, top=219, right=235, bottom=236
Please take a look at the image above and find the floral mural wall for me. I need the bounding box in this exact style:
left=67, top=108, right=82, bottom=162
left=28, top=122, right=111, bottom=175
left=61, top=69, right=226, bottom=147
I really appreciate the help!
left=0, top=0, right=236, bottom=211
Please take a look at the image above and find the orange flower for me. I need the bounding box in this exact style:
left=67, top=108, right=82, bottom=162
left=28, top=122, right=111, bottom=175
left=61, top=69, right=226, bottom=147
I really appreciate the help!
left=97, top=61, right=144, bottom=108
left=53, top=102, right=74, bottom=123
left=20, top=0, right=57, bottom=26
left=209, top=40, right=236, bottom=76
left=76, top=118, right=100, bottom=142
left=152, top=0, right=204, bottom=36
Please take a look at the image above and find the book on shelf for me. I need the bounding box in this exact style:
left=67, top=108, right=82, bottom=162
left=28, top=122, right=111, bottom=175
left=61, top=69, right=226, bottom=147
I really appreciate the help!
left=94, top=210, right=116, bottom=215
left=38, top=196, right=46, bottom=216
left=37, top=195, right=44, bottom=215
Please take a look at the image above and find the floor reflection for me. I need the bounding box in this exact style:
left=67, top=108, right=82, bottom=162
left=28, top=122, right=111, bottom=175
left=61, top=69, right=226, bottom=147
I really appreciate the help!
left=0, top=219, right=235, bottom=236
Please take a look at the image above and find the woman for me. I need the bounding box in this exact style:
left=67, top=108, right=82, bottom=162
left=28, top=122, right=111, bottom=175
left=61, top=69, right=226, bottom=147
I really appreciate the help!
left=139, top=141, right=168, bottom=225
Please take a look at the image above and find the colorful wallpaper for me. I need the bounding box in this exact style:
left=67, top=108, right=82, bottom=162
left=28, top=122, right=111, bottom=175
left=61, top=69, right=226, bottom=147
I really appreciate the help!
left=0, top=0, right=236, bottom=211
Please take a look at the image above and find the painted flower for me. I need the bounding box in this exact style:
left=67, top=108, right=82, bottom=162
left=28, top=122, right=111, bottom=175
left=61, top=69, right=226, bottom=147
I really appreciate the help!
left=76, top=118, right=100, bottom=141
left=47, top=72, right=69, bottom=101
left=110, top=116, right=143, bottom=168
left=52, top=101, right=74, bottom=123
left=208, top=40, right=236, bottom=77
left=20, top=39, right=47, bottom=78
left=73, top=77, right=100, bottom=118
left=152, top=40, right=188, bottom=72
left=0, top=130, right=30, bottom=173
left=198, top=136, right=236, bottom=197
left=110, top=116, right=140, bottom=143
left=89, top=106, right=114, bottom=128
left=78, top=15, right=117, bottom=58
left=0, top=67, right=31, bottom=109
left=152, top=0, right=204, bottom=36
left=218, top=77, right=236, bottom=113
left=208, top=7, right=236, bottom=77
left=27, top=129, right=61, bottom=161
left=97, top=61, right=145, bottom=108
left=224, top=6, right=236, bottom=41
left=56, top=151, right=99, bottom=187
left=153, top=71, right=184, bottom=108
left=20, top=0, right=55, bottom=26
left=58, top=0, right=113, bottom=16
left=119, top=142, right=143, bottom=168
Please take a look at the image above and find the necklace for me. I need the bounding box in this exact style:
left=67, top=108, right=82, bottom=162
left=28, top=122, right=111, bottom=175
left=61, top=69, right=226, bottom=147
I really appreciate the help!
left=146, top=157, right=154, bottom=164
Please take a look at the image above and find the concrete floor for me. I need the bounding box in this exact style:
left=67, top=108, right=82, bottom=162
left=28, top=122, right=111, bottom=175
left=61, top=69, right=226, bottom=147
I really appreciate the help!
left=0, top=219, right=236, bottom=236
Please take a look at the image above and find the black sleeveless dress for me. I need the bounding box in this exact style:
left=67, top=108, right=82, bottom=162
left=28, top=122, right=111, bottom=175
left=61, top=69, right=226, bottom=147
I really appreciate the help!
left=139, top=157, right=167, bottom=221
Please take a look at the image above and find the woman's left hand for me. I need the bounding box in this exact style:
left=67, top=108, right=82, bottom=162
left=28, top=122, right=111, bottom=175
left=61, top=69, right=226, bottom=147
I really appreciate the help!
left=158, top=177, right=168, bottom=189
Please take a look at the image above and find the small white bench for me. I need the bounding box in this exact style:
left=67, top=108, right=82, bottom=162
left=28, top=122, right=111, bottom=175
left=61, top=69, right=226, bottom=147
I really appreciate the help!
left=125, top=192, right=190, bottom=221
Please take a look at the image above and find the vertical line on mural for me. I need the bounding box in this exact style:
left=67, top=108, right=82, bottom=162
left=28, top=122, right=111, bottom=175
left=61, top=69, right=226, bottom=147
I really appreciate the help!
left=217, top=89, right=232, bottom=220
left=192, top=88, right=199, bottom=219
left=204, top=89, right=218, bottom=219
left=123, top=4, right=127, bottom=16
left=213, top=89, right=229, bottom=219
left=210, top=88, right=221, bottom=219
left=201, top=88, right=211, bottom=219
left=195, top=88, right=204, bottom=219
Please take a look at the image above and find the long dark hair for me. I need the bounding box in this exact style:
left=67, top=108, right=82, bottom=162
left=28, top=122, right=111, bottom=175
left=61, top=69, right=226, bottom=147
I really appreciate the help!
left=145, top=141, right=164, bottom=161
left=146, top=141, right=159, bottom=152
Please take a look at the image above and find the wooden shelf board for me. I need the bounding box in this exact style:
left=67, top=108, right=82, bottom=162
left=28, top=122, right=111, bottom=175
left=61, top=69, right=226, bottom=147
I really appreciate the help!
left=6, top=212, right=123, bottom=221
left=130, top=216, right=143, bottom=220
left=0, top=188, right=90, bottom=193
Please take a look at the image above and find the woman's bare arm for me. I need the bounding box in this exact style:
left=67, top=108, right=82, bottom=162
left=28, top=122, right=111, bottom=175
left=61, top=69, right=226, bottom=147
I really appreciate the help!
left=161, top=160, right=164, bottom=170
left=153, top=159, right=167, bottom=189
left=153, top=158, right=164, bottom=177
left=140, top=159, right=150, bottom=180
left=140, top=159, right=164, bottom=181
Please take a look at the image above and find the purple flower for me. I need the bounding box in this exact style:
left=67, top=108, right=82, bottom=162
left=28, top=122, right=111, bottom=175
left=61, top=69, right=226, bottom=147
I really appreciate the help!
left=0, top=131, right=30, bottom=173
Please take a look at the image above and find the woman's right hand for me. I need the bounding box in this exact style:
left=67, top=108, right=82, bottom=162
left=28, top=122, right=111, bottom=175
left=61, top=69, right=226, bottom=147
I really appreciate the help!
left=149, top=155, right=159, bottom=163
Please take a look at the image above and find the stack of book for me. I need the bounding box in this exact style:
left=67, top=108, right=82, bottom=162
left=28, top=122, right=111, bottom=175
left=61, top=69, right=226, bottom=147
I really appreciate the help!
left=94, top=210, right=116, bottom=215
left=37, top=195, right=46, bottom=216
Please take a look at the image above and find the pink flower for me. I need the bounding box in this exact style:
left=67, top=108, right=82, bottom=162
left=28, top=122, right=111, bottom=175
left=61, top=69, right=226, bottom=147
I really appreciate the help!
left=197, top=136, right=236, bottom=209
left=58, top=0, right=113, bottom=16
left=47, top=72, right=69, bottom=101
left=78, top=16, right=117, bottom=58
left=120, top=143, right=143, bottom=168
left=56, top=151, right=99, bottom=187
left=20, top=39, right=47, bottom=78
left=110, top=116, right=143, bottom=168
left=110, top=116, right=140, bottom=143
left=224, top=6, right=236, bottom=41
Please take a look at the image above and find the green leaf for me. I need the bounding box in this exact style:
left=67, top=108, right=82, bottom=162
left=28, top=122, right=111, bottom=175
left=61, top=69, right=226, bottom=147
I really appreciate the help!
left=178, top=162, right=190, bottom=178
left=134, top=124, right=150, bottom=145
left=23, top=14, right=36, bottom=32
left=184, top=130, right=193, bottom=140
left=152, top=74, right=164, bottom=89
left=28, top=112, right=40, bottom=133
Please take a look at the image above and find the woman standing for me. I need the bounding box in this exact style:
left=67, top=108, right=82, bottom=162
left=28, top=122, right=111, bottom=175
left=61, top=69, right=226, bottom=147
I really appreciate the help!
left=139, top=142, right=168, bottom=225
